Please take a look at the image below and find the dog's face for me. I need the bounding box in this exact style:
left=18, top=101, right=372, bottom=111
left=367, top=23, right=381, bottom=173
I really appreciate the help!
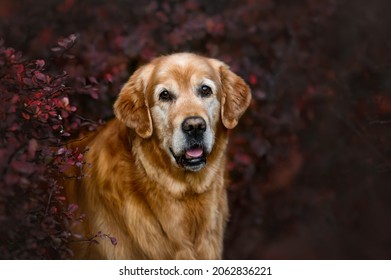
left=114, top=53, right=251, bottom=172
left=149, top=55, right=222, bottom=172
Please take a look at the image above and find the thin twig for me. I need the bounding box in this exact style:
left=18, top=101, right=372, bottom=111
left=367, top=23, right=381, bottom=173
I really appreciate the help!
left=44, top=187, right=54, bottom=216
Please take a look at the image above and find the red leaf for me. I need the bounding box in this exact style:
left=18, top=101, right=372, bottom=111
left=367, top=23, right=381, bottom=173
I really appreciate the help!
left=34, top=91, right=44, bottom=99
left=36, top=59, right=45, bottom=68
left=61, top=110, right=69, bottom=118
left=104, top=73, right=113, bottom=83
left=56, top=147, right=67, bottom=155
left=88, top=76, right=98, bottom=84
left=109, top=237, right=118, bottom=246
left=67, top=203, right=79, bottom=213
left=72, top=233, right=83, bottom=239
left=90, top=91, right=99, bottom=100
left=49, top=110, right=58, bottom=117
left=57, top=39, right=68, bottom=48
left=69, top=33, right=77, bottom=42
left=34, top=71, right=46, bottom=82
left=22, top=112, right=30, bottom=120
left=61, top=97, right=69, bottom=106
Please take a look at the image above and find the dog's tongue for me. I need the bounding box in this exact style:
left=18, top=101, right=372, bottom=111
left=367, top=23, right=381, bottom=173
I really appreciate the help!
left=185, top=147, right=203, bottom=158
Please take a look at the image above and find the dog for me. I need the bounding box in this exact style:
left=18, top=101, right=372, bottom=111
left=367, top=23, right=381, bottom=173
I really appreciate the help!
left=64, top=53, right=251, bottom=259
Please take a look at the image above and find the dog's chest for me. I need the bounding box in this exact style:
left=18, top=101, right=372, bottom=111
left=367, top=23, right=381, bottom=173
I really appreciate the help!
left=154, top=192, right=215, bottom=250
left=124, top=175, right=222, bottom=259
left=168, top=195, right=209, bottom=229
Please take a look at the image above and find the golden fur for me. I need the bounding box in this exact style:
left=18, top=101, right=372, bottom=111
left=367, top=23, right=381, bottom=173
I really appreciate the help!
left=64, top=53, right=251, bottom=259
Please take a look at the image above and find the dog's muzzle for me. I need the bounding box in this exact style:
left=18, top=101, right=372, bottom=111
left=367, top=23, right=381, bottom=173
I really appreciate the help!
left=170, top=116, right=208, bottom=172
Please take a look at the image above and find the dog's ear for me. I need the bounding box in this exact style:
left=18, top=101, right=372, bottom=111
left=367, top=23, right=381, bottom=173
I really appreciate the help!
left=217, top=63, right=252, bottom=129
left=114, top=64, right=154, bottom=138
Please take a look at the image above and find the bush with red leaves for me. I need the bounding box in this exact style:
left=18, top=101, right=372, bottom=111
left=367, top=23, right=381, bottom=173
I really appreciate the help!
left=0, top=39, right=84, bottom=258
left=1, top=0, right=391, bottom=259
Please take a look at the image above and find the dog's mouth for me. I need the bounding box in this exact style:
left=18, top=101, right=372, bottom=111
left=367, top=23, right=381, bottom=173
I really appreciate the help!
left=170, top=144, right=207, bottom=172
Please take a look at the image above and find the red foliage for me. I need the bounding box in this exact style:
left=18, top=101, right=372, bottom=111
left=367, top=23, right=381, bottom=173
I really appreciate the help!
left=1, top=0, right=391, bottom=259
left=0, top=39, right=89, bottom=258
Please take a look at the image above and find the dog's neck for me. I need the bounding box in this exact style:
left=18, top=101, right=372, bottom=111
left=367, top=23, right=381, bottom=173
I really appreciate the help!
left=129, top=132, right=227, bottom=199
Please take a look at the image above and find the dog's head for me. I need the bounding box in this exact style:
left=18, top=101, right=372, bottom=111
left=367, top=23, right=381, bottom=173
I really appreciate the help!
left=114, top=53, right=251, bottom=172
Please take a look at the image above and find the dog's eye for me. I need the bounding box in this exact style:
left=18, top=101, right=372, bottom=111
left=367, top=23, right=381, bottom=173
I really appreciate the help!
left=199, top=85, right=212, bottom=97
left=159, top=90, right=173, bottom=102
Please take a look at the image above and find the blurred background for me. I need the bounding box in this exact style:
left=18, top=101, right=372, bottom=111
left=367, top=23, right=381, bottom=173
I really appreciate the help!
left=1, top=0, right=391, bottom=259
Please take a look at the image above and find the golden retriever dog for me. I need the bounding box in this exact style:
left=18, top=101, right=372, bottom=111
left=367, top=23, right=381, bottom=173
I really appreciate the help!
left=65, top=53, right=251, bottom=259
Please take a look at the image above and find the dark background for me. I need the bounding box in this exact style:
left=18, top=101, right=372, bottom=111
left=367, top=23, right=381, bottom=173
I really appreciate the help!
left=1, top=0, right=391, bottom=259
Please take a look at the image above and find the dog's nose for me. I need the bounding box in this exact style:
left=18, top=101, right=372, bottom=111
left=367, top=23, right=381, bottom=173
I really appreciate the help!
left=182, top=116, right=206, bottom=137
